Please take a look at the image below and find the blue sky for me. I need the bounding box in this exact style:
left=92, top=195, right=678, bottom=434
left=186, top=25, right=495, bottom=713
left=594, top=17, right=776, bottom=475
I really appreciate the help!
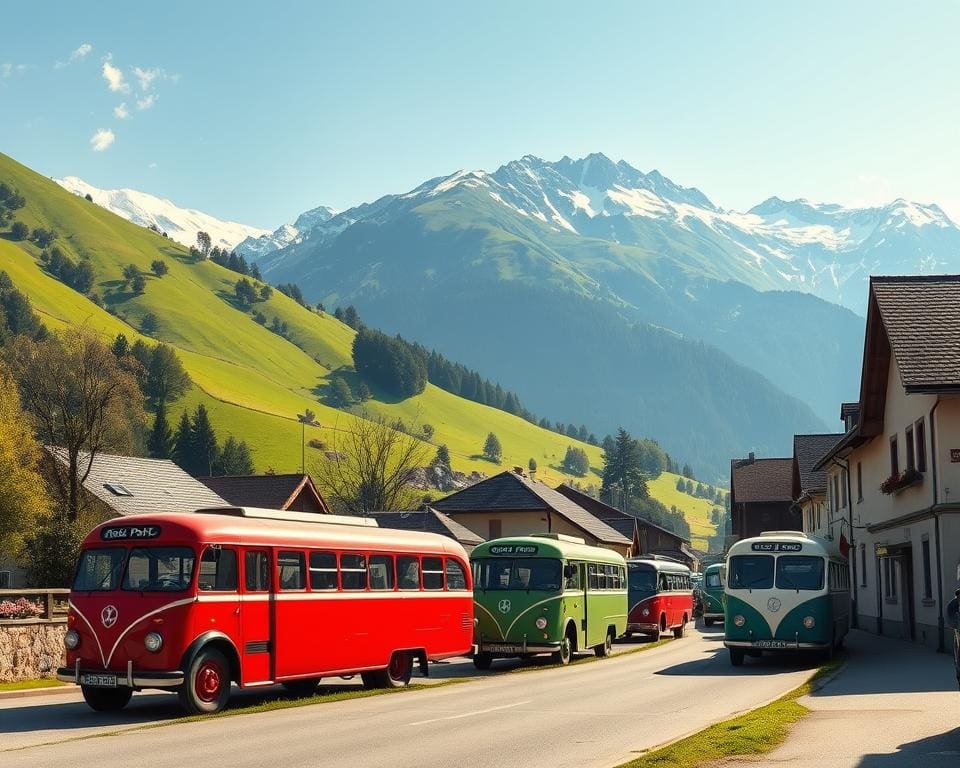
left=2, top=1, right=958, bottom=228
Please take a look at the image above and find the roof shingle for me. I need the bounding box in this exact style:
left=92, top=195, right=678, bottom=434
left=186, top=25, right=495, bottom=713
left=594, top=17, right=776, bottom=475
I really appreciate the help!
left=730, top=457, right=794, bottom=503
left=793, top=434, right=844, bottom=495
left=197, top=474, right=328, bottom=512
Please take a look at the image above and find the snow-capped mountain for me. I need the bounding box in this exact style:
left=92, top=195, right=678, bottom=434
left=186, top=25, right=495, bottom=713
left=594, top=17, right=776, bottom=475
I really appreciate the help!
left=235, top=204, right=337, bottom=261
left=55, top=176, right=270, bottom=251
left=260, top=152, right=960, bottom=313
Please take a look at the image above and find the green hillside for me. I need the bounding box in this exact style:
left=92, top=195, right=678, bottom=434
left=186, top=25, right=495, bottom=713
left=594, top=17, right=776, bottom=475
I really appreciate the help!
left=647, top=472, right=725, bottom=551
left=0, top=152, right=614, bottom=492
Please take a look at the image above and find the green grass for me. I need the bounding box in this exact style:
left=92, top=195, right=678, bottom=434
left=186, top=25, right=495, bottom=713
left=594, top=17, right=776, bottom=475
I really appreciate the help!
left=0, top=678, right=65, bottom=692
left=0, top=151, right=698, bottom=523
left=616, top=658, right=843, bottom=768
left=647, top=472, right=724, bottom=550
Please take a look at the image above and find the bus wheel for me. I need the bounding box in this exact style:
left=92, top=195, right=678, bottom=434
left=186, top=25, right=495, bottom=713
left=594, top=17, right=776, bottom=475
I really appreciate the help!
left=179, top=647, right=231, bottom=714
left=472, top=653, right=493, bottom=671
left=673, top=617, right=687, bottom=639
left=81, top=685, right=132, bottom=712
left=729, top=648, right=745, bottom=667
left=594, top=629, right=614, bottom=658
left=282, top=678, right=321, bottom=697
left=362, top=652, right=413, bottom=689
left=552, top=630, right=574, bottom=666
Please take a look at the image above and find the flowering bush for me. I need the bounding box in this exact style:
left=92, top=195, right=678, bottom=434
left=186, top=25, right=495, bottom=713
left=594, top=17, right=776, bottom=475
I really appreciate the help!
left=0, top=597, right=44, bottom=619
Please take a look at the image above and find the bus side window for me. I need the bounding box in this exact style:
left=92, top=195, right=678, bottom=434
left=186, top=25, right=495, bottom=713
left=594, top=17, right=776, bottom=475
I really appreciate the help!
left=423, top=557, right=444, bottom=590
left=278, top=551, right=306, bottom=591
left=368, top=555, right=394, bottom=591
left=659, top=574, right=668, bottom=593
left=310, top=551, right=338, bottom=590
left=244, top=551, right=270, bottom=592
left=340, top=554, right=367, bottom=590
left=445, top=559, right=467, bottom=590
left=199, top=547, right=238, bottom=592
left=565, top=562, right=581, bottom=591
left=588, top=564, right=599, bottom=590
left=398, top=556, right=420, bottom=590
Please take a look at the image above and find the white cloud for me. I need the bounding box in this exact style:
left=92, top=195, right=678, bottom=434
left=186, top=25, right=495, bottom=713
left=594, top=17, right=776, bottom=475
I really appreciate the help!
left=148, top=162, right=158, bottom=169
left=90, top=128, right=115, bottom=152
left=113, top=102, right=130, bottom=119
left=1, top=63, right=28, bottom=78
left=72, top=43, right=93, bottom=62
left=133, top=66, right=162, bottom=91
left=102, top=58, right=129, bottom=93
left=136, top=93, right=158, bottom=110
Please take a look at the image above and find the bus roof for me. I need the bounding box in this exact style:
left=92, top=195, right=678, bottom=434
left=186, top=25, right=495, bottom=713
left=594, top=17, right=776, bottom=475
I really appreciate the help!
left=81, top=510, right=467, bottom=559
left=726, top=531, right=841, bottom=559
left=470, top=535, right=626, bottom=564
left=626, top=556, right=691, bottom=574
left=703, top=562, right=724, bottom=574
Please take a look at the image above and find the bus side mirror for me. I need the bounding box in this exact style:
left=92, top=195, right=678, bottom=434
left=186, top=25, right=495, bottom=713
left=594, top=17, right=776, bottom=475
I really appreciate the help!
left=563, top=565, right=576, bottom=579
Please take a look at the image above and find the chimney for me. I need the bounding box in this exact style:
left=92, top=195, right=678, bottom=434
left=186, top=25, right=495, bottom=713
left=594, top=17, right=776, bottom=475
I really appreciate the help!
left=748, top=452, right=755, bottom=463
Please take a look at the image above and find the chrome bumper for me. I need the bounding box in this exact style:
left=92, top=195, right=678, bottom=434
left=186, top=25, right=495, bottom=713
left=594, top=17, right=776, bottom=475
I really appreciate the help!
left=627, top=622, right=659, bottom=634
left=57, top=660, right=184, bottom=689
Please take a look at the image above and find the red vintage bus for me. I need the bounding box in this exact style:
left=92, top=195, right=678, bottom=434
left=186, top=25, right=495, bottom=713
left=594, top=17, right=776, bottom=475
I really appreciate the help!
left=625, top=556, right=693, bottom=639
left=57, top=507, right=474, bottom=714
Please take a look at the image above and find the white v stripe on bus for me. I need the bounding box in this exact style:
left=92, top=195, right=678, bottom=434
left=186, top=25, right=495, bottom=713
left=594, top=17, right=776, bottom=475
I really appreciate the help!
left=406, top=700, right=530, bottom=726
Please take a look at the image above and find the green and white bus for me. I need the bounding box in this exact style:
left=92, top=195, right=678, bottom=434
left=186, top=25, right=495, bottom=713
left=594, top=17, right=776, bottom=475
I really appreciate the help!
left=724, top=531, right=851, bottom=666
left=700, top=562, right=725, bottom=627
left=471, top=534, right=628, bottom=669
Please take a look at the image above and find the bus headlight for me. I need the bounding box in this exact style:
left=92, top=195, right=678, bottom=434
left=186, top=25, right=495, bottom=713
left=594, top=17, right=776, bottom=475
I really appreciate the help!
left=144, top=632, right=164, bottom=653
left=64, top=629, right=80, bottom=650
left=535, top=617, right=547, bottom=630
left=802, top=616, right=816, bottom=629
left=642, top=608, right=650, bottom=617
left=733, top=615, right=746, bottom=627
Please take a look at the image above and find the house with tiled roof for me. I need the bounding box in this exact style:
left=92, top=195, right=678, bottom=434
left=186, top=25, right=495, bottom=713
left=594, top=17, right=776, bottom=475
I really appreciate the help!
left=553, top=484, right=699, bottom=568
left=729, top=454, right=797, bottom=540
left=432, top=469, right=632, bottom=556
left=792, top=433, right=843, bottom=537
left=198, top=474, right=330, bottom=514
left=0, top=449, right=229, bottom=589
left=814, top=275, right=960, bottom=650
left=369, top=509, right=484, bottom=552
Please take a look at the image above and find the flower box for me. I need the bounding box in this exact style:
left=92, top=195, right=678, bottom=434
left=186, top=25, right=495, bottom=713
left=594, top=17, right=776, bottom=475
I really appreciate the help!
left=879, top=468, right=923, bottom=495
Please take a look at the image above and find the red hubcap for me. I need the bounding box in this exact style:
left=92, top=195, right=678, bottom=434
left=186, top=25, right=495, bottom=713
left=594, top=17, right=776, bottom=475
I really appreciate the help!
left=389, top=654, right=410, bottom=681
left=194, top=661, right=223, bottom=703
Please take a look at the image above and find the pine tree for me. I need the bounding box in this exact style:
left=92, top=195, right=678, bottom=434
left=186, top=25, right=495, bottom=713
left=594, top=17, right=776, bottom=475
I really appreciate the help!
left=482, top=432, right=502, bottom=463
left=329, top=378, right=355, bottom=407
left=190, top=404, right=219, bottom=476
left=357, top=381, right=371, bottom=401
left=147, top=404, right=173, bottom=459
left=215, top=436, right=254, bottom=475
left=528, top=457, right=538, bottom=473
left=111, top=333, right=129, bottom=358
left=172, top=411, right=192, bottom=470
left=434, top=443, right=451, bottom=468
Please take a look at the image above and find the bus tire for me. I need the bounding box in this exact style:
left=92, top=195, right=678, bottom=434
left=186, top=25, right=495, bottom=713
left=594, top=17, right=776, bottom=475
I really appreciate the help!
left=362, top=651, right=413, bottom=689
left=729, top=648, right=745, bottom=667
left=704, top=618, right=714, bottom=627
left=673, top=616, right=687, bottom=639
left=594, top=629, right=614, bottom=658
left=81, top=685, right=132, bottom=712
left=282, top=678, right=321, bottom=697
left=179, top=646, right=231, bottom=714
left=552, top=626, right=576, bottom=665
left=472, top=653, right=493, bottom=671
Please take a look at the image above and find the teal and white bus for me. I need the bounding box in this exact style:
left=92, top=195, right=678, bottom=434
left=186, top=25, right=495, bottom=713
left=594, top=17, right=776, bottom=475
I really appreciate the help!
left=723, top=531, right=850, bottom=666
left=700, top=563, right=725, bottom=627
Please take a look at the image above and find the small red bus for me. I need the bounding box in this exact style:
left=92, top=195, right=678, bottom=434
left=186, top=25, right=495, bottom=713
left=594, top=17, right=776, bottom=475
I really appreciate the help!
left=58, top=507, right=474, bottom=714
left=625, top=556, right=693, bottom=639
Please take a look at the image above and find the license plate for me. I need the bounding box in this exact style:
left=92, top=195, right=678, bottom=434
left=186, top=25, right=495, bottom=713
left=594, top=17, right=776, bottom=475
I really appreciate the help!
left=81, top=673, right=118, bottom=687
left=485, top=644, right=521, bottom=653
left=753, top=640, right=788, bottom=649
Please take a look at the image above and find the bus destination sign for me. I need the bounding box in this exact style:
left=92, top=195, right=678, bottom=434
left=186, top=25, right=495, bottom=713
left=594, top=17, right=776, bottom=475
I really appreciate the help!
left=488, top=544, right=538, bottom=556
left=100, top=525, right=161, bottom=541
left=751, top=542, right=802, bottom=552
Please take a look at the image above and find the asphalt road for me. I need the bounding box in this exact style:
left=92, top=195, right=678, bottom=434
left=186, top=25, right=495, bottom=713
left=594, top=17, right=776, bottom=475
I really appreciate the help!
left=0, top=625, right=819, bottom=767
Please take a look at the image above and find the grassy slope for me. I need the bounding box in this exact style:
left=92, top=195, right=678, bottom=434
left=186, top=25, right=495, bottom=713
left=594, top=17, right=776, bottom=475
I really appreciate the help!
left=647, top=472, right=725, bottom=550
left=0, top=152, right=610, bottom=490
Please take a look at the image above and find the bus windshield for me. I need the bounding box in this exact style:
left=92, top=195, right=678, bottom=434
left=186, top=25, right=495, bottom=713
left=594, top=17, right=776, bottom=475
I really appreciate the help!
left=74, top=548, right=127, bottom=591
left=475, top=558, right=562, bottom=591
left=705, top=571, right=723, bottom=589
left=728, top=555, right=774, bottom=590
left=776, top=556, right=824, bottom=591
left=122, top=547, right=196, bottom=592
left=628, top=565, right=657, bottom=594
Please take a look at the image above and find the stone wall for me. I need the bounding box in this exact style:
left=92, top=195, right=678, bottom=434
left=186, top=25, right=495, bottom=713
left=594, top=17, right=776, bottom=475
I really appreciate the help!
left=0, top=622, right=66, bottom=682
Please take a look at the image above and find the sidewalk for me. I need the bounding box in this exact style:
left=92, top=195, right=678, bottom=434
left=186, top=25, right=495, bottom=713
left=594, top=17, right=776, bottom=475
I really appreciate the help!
left=726, top=629, right=960, bottom=767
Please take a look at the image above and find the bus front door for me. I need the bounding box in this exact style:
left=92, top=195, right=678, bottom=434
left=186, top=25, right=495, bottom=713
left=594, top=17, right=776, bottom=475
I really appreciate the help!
left=241, top=549, right=273, bottom=684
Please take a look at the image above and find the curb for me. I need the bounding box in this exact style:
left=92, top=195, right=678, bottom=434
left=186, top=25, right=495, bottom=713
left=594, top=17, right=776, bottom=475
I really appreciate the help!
left=0, top=684, right=75, bottom=701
